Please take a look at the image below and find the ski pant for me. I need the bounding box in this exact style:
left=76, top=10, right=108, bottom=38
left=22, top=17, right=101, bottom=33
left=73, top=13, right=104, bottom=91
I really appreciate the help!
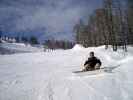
left=83, top=63, right=100, bottom=71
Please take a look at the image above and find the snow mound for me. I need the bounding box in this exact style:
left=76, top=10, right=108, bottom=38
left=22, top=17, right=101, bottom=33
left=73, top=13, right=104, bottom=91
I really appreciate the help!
left=72, top=44, right=85, bottom=50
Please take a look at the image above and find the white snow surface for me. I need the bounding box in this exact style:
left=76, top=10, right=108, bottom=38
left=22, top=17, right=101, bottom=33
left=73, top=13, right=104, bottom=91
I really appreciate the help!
left=72, top=44, right=85, bottom=50
left=0, top=45, right=133, bottom=100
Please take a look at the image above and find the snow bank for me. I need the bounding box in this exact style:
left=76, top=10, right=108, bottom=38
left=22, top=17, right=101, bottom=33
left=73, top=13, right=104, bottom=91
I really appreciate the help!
left=72, top=44, right=85, bottom=50
left=0, top=45, right=133, bottom=100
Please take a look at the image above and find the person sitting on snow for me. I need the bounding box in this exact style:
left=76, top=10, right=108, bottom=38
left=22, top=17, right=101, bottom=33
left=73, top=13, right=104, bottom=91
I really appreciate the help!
left=83, top=51, right=102, bottom=71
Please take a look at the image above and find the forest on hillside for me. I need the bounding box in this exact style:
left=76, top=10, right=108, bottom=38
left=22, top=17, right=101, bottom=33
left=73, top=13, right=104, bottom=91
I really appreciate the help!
left=74, top=0, right=133, bottom=51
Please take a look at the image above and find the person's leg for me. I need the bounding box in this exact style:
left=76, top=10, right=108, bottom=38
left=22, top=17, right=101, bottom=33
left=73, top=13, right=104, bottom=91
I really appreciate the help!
left=82, top=65, right=87, bottom=71
left=95, top=63, right=100, bottom=70
left=83, top=64, right=91, bottom=71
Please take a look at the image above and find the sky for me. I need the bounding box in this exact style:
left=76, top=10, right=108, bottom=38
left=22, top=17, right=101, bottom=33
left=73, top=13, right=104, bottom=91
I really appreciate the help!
left=0, top=0, right=102, bottom=42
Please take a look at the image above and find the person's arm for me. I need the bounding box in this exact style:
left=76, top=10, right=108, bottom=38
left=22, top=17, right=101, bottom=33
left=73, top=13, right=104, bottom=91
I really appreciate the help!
left=84, top=60, right=88, bottom=66
left=97, top=59, right=102, bottom=66
left=84, top=58, right=91, bottom=66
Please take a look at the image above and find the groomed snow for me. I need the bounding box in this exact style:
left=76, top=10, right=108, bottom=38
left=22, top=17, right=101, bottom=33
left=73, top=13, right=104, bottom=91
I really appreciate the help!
left=0, top=45, right=133, bottom=100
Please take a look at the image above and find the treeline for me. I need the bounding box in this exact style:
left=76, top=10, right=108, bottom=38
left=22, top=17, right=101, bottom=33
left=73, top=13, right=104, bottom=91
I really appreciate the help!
left=44, top=40, right=75, bottom=50
left=18, top=36, right=39, bottom=45
left=74, top=0, right=133, bottom=51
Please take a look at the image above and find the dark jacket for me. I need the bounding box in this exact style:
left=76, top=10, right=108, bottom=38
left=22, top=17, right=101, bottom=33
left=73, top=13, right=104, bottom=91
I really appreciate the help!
left=84, top=57, right=101, bottom=68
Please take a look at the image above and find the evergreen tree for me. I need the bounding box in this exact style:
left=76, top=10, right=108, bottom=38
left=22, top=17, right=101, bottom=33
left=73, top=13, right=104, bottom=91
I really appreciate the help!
left=0, top=28, right=2, bottom=38
left=30, top=36, right=38, bottom=44
left=127, top=0, right=133, bottom=44
left=21, top=37, right=28, bottom=43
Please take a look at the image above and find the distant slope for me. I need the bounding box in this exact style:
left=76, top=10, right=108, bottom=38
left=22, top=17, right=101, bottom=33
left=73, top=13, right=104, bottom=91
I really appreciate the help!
left=0, top=43, right=43, bottom=54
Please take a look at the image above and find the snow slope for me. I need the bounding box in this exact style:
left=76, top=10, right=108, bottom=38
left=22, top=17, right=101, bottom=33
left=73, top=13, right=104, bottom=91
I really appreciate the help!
left=0, top=45, right=133, bottom=100
left=0, top=43, right=43, bottom=54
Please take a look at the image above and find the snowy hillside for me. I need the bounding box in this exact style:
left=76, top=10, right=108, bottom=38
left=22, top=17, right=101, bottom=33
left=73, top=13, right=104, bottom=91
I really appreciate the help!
left=0, top=43, right=43, bottom=54
left=0, top=45, right=133, bottom=100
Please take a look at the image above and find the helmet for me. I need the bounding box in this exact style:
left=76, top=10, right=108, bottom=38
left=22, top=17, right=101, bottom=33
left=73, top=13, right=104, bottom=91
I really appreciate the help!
left=90, top=51, right=94, bottom=55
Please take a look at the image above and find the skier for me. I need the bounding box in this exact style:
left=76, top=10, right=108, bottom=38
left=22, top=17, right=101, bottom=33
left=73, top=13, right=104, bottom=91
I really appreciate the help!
left=83, top=51, right=102, bottom=71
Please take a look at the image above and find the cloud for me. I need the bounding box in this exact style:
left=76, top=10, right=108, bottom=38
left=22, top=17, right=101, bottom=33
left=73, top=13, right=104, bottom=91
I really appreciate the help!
left=15, top=6, right=84, bottom=32
left=0, top=0, right=102, bottom=40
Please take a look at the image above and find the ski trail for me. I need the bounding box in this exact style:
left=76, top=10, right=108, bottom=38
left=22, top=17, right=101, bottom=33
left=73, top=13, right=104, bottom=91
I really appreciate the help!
left=76, top=76, right=109, bottom=100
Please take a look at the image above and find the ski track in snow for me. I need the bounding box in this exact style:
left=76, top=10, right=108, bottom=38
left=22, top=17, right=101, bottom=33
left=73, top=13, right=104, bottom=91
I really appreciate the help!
left=0, top=45, right=133, bottom=100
